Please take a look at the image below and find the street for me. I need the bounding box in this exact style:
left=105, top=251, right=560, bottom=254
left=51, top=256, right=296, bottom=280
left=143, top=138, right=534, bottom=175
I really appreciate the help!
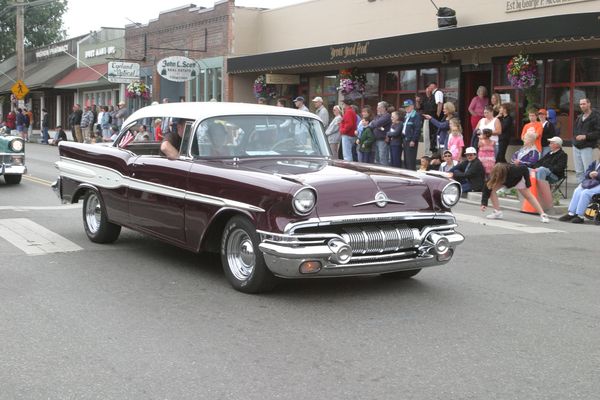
left=1, top=143, right=599, bottom=400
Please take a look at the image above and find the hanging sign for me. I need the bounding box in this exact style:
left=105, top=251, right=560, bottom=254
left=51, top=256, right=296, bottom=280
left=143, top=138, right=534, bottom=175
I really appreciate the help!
left=157, top=56, right=200, bottom=82
left=108, top=62, right=140, bottom=84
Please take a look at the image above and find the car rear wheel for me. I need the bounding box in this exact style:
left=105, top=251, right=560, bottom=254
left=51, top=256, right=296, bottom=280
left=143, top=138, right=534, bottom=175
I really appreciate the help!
left=4, top=174, right=22, bottom=184
left=221, top=216, right=277, bottom=293
left=382, top=269, right=422, bottom=279
left=82, top=190, right=121, bottom=243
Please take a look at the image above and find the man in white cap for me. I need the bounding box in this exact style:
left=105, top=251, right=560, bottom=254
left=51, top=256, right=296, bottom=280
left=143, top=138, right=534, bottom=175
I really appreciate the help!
left=449, top=146, right=485, bottom=193
left=312, top=96, right=329, bottom=127
left=530, top=136, right=568, bottom=208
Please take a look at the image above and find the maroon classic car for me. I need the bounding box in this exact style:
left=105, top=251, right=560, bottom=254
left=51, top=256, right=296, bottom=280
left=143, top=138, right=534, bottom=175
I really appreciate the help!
left=53, top=102, right=463, bottom=293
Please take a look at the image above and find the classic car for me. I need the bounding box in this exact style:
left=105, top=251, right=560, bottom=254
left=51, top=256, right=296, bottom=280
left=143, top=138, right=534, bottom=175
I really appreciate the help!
left=53, top=102, right=464, bottom=293
left=0, top=126, right=26, bottom=184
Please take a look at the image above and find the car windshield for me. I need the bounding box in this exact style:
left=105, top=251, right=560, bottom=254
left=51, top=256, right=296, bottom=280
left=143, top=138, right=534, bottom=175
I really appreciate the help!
left=190, top=115, right=329, bottom=158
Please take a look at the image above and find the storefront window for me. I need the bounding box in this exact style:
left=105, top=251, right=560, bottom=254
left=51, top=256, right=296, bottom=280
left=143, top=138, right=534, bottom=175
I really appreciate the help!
left=441, top=66, right=459, bottom=89
left=546, top=59, right=570, bottom=83
left=418, top=68, right=438, bottom=89
left=575, top=56, right=600, bottom=82
left=400, top=70, right=417, bottom=91
left=384, top=71, right=398, bottom=91
left=309, top=77, right=323, bottom=97
left=362, top=72, right=380, bottom=110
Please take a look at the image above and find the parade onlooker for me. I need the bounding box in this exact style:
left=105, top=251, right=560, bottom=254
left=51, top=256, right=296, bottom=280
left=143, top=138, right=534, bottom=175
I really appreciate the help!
left=50, top=125, right=67, bottom=146
left=276, top=98, right=287, bottom=108
left=134, top=125, right=150, bottom=142
left=572, top=98, right=600, bottom=183
left=293, top=96, right=309, bottom=112
left=401, top=99, right=421, bottom=170
left=418, top=155, right=431, bottom=171
left=325, top=105, right=342, bottom=159
left=100, top=106, right=112, bottom=141
left=559, top=155, right=600, bottom=224
left=468, top=86, right=488, bottom=135
left=69, top=104, right=83, bottom=143
left=521, top=108, right=543, bottom=153
left=429, top=151, right=442, bottom=170
left=339, top=99, right=357, bottom=161
left=115, top=101, right=129, bottom=129
left=439, top=150, right=458, bottom=172
left=538, top=108, right=556, bottom=156
left=496, top=103, right=513, bottom=163
left=312, top=96, right=329, bottom=128
left=490, top=92, right=501, bottom=117
left=41, top=108, right=49, bottom=144
left=422, top=82, right=444, bottom=154
left=481, top=163, right=549, bottom=223
left=474, top=105, right=501, bottom=153
left=449, top=147, right=485, bottom=193
left=446, top=118, right=464, bottom=162
left=477, top=128, right=496, bottom=176
left=5, top=109, right=16, bottom=131
left=387, top=110, right=404, bottom=168
left=511, top=129, right=540, bottom=168
left=423, top=101, right=455, bottom=152
left=80, top=106, right=94, bottom=143
left=24, top=108, right=33, bottom=140
left=531, top=136, right=568, bottom=206
left=154, top=119, right=163, bottom=141
left=16, top=108, right=26, bottom=141
left=356, top=116, right=375, bottom=163
left=96, top=106, right=105, bottom=139
left=368, top=101, right=391, bottom=166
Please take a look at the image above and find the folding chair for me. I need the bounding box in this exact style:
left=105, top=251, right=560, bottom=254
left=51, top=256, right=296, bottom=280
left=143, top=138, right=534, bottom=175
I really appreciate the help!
left=551, top=170, right=568, bottom=199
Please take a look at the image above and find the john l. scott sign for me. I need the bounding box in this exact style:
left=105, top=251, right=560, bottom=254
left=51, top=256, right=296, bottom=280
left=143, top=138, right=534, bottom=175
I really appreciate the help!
left=157, top=56, right=200, bottom=82
left=108, top=62, right=140, bottom=84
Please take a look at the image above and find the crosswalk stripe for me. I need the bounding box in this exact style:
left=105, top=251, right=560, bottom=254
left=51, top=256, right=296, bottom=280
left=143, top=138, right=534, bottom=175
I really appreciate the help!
left=453, top=212, right=566, bottom=234
left=0, top=218, right=82, bottom=255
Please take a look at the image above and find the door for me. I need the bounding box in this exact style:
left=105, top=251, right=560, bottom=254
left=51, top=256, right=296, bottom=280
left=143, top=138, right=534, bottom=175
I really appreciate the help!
left=461, top=70, right=491, bottom=146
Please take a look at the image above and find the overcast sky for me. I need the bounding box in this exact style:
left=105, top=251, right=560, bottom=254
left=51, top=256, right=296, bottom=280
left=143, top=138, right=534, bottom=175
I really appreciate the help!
left=63, top=0, right=308, bottom=38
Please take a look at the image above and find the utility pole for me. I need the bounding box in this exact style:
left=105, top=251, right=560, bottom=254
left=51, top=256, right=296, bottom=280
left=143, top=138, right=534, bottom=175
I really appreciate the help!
left=15, top=0, right=25, bottom=82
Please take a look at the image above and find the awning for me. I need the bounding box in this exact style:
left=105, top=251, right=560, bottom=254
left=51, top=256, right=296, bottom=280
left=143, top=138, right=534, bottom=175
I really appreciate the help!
left=227, top=12, right=600, bottom=74
left=54, top=63, right=110, bottom=89
left=0, top=54, right=76, bottom=93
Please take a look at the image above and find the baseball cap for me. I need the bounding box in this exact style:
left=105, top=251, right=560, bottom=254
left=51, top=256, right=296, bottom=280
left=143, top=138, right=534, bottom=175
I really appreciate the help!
left=312, top=96, right=323, bottom=103
left=548, top=136, right=563, bottom=146
left=292, top=96, right=305, bottom=103
left=538, top=108, right=547, bottom=115
left=403, top=99, right=414, bottom=107
left=465, top=147, right=477, bottom=155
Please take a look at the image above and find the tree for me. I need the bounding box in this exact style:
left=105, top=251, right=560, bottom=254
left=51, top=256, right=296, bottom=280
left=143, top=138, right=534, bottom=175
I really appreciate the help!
left=0, top=0, right=68, bottom=63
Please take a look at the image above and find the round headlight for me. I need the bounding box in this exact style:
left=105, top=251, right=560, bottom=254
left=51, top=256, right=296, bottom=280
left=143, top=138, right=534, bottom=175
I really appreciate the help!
left=292, top=188, right=316, bottom=216
left=441, top=182, right=461, bottom=208
left=10, top=139, right=24, bottom=152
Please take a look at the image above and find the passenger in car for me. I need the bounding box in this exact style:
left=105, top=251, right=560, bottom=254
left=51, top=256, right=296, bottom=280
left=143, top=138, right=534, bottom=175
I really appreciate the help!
left=160, top=119, right=186, bottom=160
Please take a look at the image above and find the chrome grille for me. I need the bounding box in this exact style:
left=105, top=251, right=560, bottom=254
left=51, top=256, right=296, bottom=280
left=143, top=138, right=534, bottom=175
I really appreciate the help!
left=341, top=225, right=419, bottom=255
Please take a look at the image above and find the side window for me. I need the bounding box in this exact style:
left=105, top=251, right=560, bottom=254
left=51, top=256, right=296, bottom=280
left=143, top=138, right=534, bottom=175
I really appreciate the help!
left=191, top=120, right=235, bottom=158
left=179, top=122, right=195, bottom=156
left=116, top=118, right=163, bottom=156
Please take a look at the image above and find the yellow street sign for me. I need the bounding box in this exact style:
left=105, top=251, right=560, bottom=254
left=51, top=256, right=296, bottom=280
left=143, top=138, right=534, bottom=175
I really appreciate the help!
left=11, top=80, right=29, bottom=100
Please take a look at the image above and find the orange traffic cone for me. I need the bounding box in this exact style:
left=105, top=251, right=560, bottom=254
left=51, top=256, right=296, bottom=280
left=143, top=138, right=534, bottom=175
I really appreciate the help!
left=521, top=169, right=539, bottom=214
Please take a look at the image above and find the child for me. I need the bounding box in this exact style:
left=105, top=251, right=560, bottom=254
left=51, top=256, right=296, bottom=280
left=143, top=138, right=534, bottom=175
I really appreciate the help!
left=447, top=118, right=464, bottom=162
left=418, top=155, right=431, bottom=171
left=477, top=128, right=496, bottom=176
left=356, top=118, right=375, bottom=163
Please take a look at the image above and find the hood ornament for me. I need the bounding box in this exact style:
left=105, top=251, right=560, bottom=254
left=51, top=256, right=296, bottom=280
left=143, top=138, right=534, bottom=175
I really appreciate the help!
left=353, top=191, right=405, bottom=208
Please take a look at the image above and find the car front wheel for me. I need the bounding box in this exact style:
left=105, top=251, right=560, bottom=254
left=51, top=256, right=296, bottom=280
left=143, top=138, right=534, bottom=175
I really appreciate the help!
left=221, top=216, right=277, bottom=293
left=82, top=190, right=121, bottom=243
left=4, top=174, right=22, bottom=184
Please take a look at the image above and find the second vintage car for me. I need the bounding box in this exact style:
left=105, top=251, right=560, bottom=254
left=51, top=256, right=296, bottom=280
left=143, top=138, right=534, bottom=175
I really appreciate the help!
left=53, top=102, right=464, bottom=293
left=0, top=126, right=26, bottom=185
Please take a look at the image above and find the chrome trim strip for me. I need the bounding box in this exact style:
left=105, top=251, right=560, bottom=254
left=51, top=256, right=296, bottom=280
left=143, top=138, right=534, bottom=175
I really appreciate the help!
left=352, top=198, right=406, bottom=207
left=56, top=157, right=265, bottom=213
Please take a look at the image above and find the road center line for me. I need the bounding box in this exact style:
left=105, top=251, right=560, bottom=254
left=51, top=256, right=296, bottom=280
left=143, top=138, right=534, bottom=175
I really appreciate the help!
left=452, top=212, right=566, bottom=234
left=0, top=218, right=83, bottom=255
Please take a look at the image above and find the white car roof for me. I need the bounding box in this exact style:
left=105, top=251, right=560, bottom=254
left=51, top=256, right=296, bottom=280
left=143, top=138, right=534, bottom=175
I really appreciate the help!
left=123, top=102, right=320, bottom=126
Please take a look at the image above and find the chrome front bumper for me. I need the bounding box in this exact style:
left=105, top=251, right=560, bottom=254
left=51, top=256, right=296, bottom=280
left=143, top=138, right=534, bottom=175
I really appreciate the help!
left=0, top=164, right=26, bottom=176
left=258, top=220, right=464, bottom=278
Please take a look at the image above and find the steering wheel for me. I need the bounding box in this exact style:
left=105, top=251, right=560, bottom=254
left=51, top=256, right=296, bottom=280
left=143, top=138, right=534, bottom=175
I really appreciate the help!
left=270, top=137, right=298, bottom=152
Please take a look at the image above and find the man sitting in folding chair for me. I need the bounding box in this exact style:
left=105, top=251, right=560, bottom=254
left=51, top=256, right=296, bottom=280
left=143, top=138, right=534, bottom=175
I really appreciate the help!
left=529, top=136, right=568, bottom=209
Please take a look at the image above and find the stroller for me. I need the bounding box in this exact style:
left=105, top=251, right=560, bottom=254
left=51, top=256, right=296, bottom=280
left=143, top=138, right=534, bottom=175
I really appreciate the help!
left=584, top=194, right=600, bottom=225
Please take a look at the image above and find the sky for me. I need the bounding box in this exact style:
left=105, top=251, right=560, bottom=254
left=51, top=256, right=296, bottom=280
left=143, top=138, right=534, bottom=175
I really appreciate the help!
left=63, top=0, right=308, bottom=38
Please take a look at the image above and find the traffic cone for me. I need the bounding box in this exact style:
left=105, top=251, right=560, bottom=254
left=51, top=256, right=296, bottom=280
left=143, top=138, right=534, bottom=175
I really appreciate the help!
left=521, top=169, right=539, bottom=214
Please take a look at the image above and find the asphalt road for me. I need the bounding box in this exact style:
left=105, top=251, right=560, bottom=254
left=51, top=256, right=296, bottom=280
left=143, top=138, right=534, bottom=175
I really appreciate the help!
left=0, top=143, right=598, bottom=400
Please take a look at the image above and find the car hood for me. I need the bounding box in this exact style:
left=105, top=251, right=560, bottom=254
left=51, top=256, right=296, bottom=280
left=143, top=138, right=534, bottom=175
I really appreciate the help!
left=229, top=158, right=435, bottom=217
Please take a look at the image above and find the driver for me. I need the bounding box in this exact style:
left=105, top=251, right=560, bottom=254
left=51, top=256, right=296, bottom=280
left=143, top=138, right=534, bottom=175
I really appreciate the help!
left=160, top=119, right=186, bottom=160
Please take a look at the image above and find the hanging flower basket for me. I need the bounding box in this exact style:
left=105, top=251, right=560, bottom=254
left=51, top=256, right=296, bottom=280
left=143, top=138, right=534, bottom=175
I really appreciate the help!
left=126, top=81, right=151, bottom=100
left=253, top=75, right=278, bottom=99
left=506, top=54, right=537, bottom=90
left=338, top=68, right=367, bottom=99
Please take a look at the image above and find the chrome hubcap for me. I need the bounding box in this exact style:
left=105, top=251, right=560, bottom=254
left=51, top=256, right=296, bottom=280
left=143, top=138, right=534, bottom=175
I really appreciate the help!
left=226, top=229, right=255, bottom=281
left=85, top=193, right=102, bottom=233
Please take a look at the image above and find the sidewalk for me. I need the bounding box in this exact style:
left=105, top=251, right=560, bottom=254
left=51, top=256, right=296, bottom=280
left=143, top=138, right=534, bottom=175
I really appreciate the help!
left=460, top=171, right=578, bottom=219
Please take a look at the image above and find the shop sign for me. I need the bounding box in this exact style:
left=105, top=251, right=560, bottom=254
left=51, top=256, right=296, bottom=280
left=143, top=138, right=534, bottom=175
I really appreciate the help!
left=35, top=44, right=69, bottom=59
left=329, top=41, right=370, bottom=61
left=85, top=46, right=117, bottom=59
left=265, top=74, right=300, bottom=85
left=156, top=56, right=200, bottom=82
left=505, top=0, right=594, bottom=12
left=107, top=62, right=140, bottom=84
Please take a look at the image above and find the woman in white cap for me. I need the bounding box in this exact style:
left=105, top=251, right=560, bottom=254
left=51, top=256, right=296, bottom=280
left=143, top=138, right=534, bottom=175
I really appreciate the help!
left=481, top=163, right=550, bottom=223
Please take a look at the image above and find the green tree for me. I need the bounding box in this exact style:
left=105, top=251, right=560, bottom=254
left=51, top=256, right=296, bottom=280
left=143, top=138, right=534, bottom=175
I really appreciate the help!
left=0, top=0, right=68, bottom=62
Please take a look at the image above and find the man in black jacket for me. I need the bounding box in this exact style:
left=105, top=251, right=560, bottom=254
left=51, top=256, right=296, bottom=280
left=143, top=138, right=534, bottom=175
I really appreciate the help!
left=449, top=146, right=485, bottom=193
left=572, top=98, right=600, bottom=183
left=532, top=136, right=568, bottom=209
